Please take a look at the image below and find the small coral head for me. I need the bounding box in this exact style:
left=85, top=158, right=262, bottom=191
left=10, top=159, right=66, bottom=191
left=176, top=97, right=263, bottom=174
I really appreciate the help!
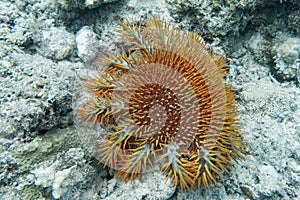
left=78, top=17, right=246, bottom=191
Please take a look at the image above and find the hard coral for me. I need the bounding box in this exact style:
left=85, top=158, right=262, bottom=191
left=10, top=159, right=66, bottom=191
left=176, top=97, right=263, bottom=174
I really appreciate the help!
left=79, top=18, right=246, bottom=191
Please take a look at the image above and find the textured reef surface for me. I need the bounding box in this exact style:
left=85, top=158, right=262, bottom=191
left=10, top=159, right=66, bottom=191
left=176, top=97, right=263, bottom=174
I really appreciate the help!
left=0, top=0, right=299, bottom=199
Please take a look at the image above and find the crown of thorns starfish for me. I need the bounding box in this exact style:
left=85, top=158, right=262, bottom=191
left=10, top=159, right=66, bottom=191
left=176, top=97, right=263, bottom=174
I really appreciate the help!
left=79, top=18, right=246, bottom=191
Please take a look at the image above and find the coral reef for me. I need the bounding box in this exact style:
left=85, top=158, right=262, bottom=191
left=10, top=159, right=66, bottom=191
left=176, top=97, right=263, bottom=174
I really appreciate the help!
left=0, top=0, right=299, bottom=199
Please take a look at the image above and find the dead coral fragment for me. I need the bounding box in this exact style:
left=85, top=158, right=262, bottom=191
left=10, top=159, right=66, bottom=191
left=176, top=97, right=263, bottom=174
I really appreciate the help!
left=79, top=18, right=246, bottom=191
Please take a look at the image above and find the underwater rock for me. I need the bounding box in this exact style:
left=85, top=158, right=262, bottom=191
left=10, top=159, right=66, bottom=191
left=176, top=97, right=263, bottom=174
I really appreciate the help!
left=60, top=0, right=121, bottom=10
left=32, top=147, right=97, bottom=199
left=165, top=0, right=257, bottom=39
left=273, top=38, right=300, bottom=81
left=76, top=26, right=99, bottom=63
left=101, top=171, right=175, bottom=200
left=0, top=48, right=78, bottom=138
left=35, top=27, right=76, bottom=60
left=256, top=165, right=282, bottom=197
left=0, top=127, right=86, bottom=199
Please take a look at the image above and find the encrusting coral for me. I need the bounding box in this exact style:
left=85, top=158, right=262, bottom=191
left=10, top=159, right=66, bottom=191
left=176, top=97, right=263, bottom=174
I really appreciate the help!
left=79, top=18, right=246, bottom=191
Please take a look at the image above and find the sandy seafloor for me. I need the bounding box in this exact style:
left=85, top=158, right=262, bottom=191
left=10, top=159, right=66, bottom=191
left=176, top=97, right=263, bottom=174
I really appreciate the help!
left=0, top=0, right=299, bottom=199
